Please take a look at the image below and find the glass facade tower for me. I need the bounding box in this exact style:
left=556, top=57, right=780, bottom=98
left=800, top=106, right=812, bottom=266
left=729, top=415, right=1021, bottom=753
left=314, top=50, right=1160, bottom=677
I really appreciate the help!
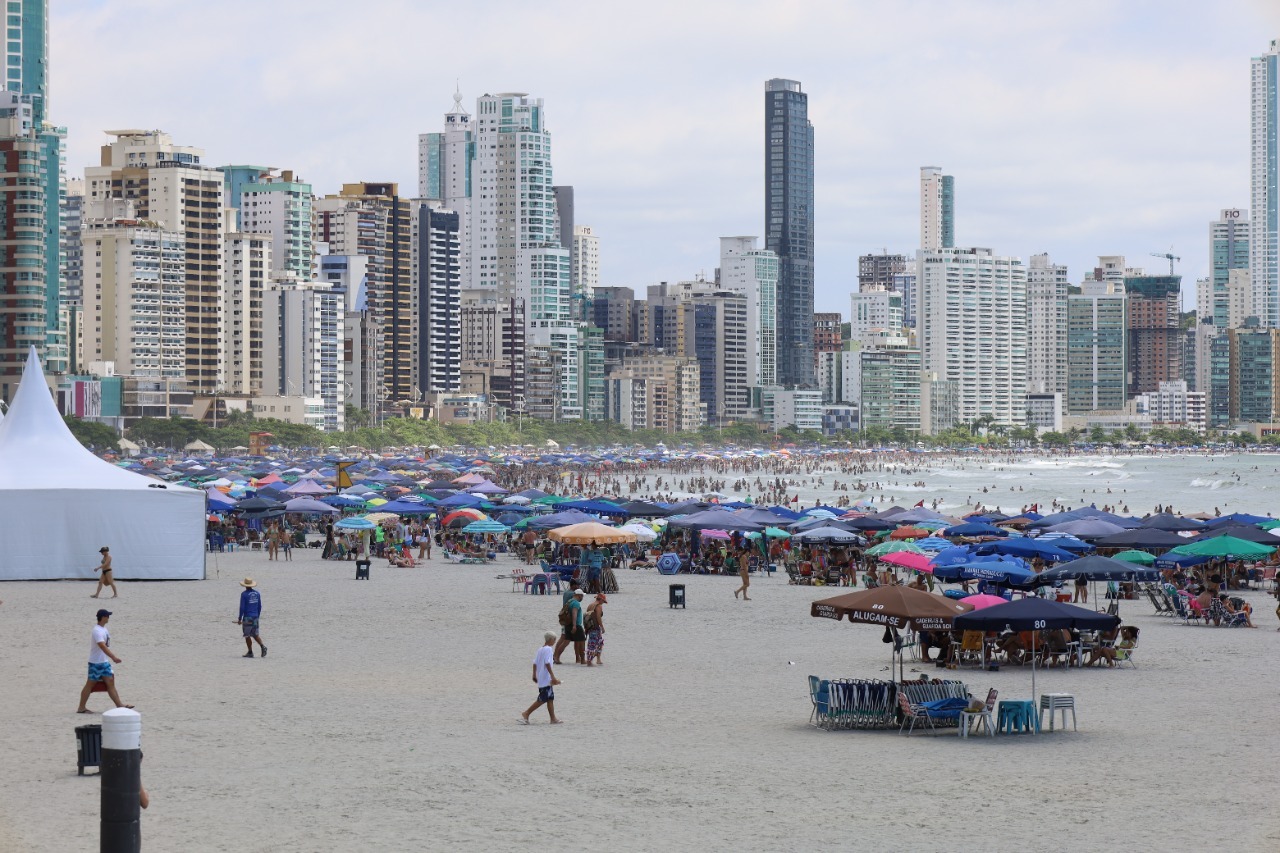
left=765, top=78, right=814, bottom=388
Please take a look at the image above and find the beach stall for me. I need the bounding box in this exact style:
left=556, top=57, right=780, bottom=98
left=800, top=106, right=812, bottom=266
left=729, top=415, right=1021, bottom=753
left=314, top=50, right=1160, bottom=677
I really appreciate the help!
left=807, top=587, right=974, bottom=730
left=0, top=348, right=206, bottom=580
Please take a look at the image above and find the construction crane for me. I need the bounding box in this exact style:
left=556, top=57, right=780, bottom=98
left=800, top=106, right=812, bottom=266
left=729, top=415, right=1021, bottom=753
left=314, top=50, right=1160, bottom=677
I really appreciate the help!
left=1149, top=250, right=1180, bottom=276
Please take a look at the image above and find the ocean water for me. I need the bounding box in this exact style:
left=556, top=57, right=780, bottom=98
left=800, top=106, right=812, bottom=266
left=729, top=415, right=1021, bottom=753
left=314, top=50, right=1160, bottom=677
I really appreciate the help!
left=632, top=452, right=1280, bottom=518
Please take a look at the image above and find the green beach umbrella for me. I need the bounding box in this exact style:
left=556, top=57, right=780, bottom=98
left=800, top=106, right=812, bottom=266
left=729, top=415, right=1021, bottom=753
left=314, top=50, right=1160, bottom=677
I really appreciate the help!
left=1171, top=535, right=1276, bottom=559
left=1112, top=549, right=1156, bottom=566
left=866, top=541, right=926, bottom=557
left=746, top=526, right=792, bottom=540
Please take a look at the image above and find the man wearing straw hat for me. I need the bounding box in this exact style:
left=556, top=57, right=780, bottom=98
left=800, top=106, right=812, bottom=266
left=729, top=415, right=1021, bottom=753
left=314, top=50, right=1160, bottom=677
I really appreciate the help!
left=236, top=578, right=267, bottom=658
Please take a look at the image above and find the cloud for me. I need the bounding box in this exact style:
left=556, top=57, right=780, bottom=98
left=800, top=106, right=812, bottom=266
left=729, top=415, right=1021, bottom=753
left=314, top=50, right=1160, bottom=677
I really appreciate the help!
left=51, top=0, right=1274, bottom=313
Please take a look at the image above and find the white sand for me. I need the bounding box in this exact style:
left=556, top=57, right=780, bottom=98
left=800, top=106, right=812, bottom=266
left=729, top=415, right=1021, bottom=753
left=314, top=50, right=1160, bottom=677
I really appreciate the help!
left=3, top=546, right=1279, bottom=851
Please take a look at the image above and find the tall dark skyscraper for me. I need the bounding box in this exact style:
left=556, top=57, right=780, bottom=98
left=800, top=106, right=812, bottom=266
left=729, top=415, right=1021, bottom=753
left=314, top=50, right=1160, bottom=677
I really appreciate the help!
left=765, top=78, right=814, bottom=388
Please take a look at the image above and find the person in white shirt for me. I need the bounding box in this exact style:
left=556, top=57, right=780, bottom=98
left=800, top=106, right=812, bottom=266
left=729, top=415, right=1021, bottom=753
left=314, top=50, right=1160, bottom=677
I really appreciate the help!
left=519, top=632, right=562, bottom=725
left=76, top=609, right=132, bottom=713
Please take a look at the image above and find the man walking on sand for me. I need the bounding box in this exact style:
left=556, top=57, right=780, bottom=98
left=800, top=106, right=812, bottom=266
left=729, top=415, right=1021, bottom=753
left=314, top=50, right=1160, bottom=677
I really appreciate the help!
left=519, top=632, right=562, bottom=724
left=77, top=609, right=132, bottom=713
left=91, top=546, right=117, bottom=599
left=236, top=578, right=267, bottom=658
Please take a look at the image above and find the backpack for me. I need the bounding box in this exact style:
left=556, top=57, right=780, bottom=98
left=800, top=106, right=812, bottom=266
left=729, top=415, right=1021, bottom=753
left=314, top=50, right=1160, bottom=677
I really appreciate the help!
left=558, top=603, right=572, bottom=628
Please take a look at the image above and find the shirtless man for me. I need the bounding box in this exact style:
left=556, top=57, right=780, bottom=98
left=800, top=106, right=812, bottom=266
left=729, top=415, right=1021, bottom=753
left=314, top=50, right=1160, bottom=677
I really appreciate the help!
left=91, top=546, right=117, bottom=599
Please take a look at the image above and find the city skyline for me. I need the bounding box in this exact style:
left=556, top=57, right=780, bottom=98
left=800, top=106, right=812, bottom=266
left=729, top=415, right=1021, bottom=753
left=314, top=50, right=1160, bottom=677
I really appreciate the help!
left=50, top=2, right=1280, bottom=314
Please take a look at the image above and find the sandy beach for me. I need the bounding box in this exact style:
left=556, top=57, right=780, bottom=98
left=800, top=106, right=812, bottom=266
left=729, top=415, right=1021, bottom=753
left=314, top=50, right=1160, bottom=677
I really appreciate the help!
left=3, top=546, right=1279, bottom=852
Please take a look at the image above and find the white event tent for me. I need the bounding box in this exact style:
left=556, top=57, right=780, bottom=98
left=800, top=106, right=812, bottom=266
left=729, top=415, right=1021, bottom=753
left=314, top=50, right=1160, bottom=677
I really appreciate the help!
left=0, top=348, right=206, bottom=580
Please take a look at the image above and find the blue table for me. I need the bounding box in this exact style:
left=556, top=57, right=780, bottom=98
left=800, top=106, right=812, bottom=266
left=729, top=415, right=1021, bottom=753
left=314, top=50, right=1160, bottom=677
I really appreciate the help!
left=996, top=699, right=1040, bottom=734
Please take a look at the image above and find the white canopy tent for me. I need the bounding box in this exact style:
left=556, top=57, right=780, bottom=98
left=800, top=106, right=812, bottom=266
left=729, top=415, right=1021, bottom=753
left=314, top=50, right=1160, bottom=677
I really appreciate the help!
left=0, top=348, right=206, bottom=580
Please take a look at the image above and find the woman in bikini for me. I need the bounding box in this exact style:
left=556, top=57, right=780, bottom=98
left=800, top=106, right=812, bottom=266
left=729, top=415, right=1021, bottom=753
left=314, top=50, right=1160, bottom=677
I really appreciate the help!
left=92, top=546, right=118, bottom=599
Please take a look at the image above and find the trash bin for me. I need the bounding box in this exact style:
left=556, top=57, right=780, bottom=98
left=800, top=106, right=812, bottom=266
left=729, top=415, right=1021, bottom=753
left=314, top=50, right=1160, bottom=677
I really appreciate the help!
left=669, top=584, right=686, bottom=609
left=355, top=560, right=371, bottom=580
left=76, top=723, right=102, bottom=776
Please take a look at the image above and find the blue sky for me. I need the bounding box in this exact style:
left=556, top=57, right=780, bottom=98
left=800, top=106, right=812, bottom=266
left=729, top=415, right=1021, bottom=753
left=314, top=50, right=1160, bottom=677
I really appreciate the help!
left=54, top=1, right=1280, bottom=313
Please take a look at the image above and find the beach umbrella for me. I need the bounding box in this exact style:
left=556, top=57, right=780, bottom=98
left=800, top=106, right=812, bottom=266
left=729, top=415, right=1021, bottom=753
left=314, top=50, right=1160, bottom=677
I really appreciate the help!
left=811, top=586, right=974, bottom=681
left=619, top=522, right=659, bottom=542
left=976, top=538, right=1078, bottom=562
left=615, top=500, right=671, bottom=517
left=1045, top=519, right=1127, bottom=539
left=745, top=526, right=792, bottom=540
left=441, top=508, right=487, bottom=528
left=960, top=593, right=1011, bottom=610
left=889, top=526, right=932, bottom=540
left=529, top=510, right=612, bottom=530
left=811, top=586, right=974, bottom=630
left=462, top=519, right=509, bottom=534
left=844, top=516, right=895, bottom=532
left=1113, top=549, right=1156, bottom=566
left=943, top=522, right=1009, bottom=538
left=1203, top=512, right=1274, bottom=528
left=283, top=497, right=340, bottom=515
left=865, top=540, right=925, bottom=558
left=913, top=537, right=953, bottom=552
left=666, top=509, right=764, bottom=532
left=1092, top=528, right=1189, bottom=549
left=547, top=521, right=637, bottom=545
left=1192, top=525, right=1280, bottom=545
left=931, top=555, right=1038, bottom=588
left=954, top=598, right=1120, bottom=698
left=878, top=551, right=933, bottom=571
left=334, top=517, right=376, bottom=530
left=1170, top=535, right=1276, bottom=559
left=792, top=526, right=861, bottom=545
left=557, top=499, right=626, bottom=516
left=1140, top=512, right=1204, bottom=532
left=1035, top=554, right=1158, bottom=583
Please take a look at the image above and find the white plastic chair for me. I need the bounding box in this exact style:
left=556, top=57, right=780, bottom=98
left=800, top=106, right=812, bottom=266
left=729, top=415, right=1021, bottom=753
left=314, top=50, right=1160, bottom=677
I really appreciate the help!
left=959, top=688, right=997, bottom=738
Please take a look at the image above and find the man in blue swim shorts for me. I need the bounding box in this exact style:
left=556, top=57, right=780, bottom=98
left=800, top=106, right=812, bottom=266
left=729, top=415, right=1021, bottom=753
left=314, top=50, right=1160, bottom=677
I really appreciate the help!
left=77, top=609, right=132, bottom=714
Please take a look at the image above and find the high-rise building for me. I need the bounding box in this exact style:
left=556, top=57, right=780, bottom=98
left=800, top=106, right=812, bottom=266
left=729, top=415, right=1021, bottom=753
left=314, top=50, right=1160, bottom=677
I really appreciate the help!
left=1125, top=274, right=1182, bottom=395
left=920, top=167, right=955, bottom=251
left=220, top=232, right=270, bottom=397
left=591, top=286, right=635, bottom=342
left=1251, top=40, right=1280, bottom=327
left=1067, top=280, right=1127, bottom=413
left=571, top=225, right=599, bottom=300
left=918, top=247, right=1028, bottom=425
left=1228, top=328, right=1280, bottom=423
left=813, top=313, right=842, bottom=364
left=860, top=345, right=923, bottom=434
left=470, top=93, right=593, bottom=418
left=261, top=281, right=343, bottom=431
left=849, top=290, right=904, bottom=342
left=2, top=2, right=62, bottom=375
left=1026, top=253, right=1069, bottom=395
left=644, top=281, right=749, bottom=424
left=419, top=90, right=474, bottom=285
left=1207, top=208, right=1250, bottom=328
left=318, top=253, right=382, bottom=415
left=603, top=354, right=702, bottom=433
left=60, top=178, right=83, bottom=306
left=0, top=92, right=44, bottom=401
left=85, top=131, right=228, bottom=396
left=314, top=183, right=413, bottom=401
left=553, top=186, right=574, bottom=252
left=718, top=236, right=778, bottom=388
left=893, top=269, right=918, bottom=329
left=765, top=78, right=815, bottom=387
left=858, top=252, right=907, bottom=292
left=413, top=204, right=461, bottom=397
left=82, top=212, right=186, bottom=380
left=228, top=168, right=315, bottom=282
